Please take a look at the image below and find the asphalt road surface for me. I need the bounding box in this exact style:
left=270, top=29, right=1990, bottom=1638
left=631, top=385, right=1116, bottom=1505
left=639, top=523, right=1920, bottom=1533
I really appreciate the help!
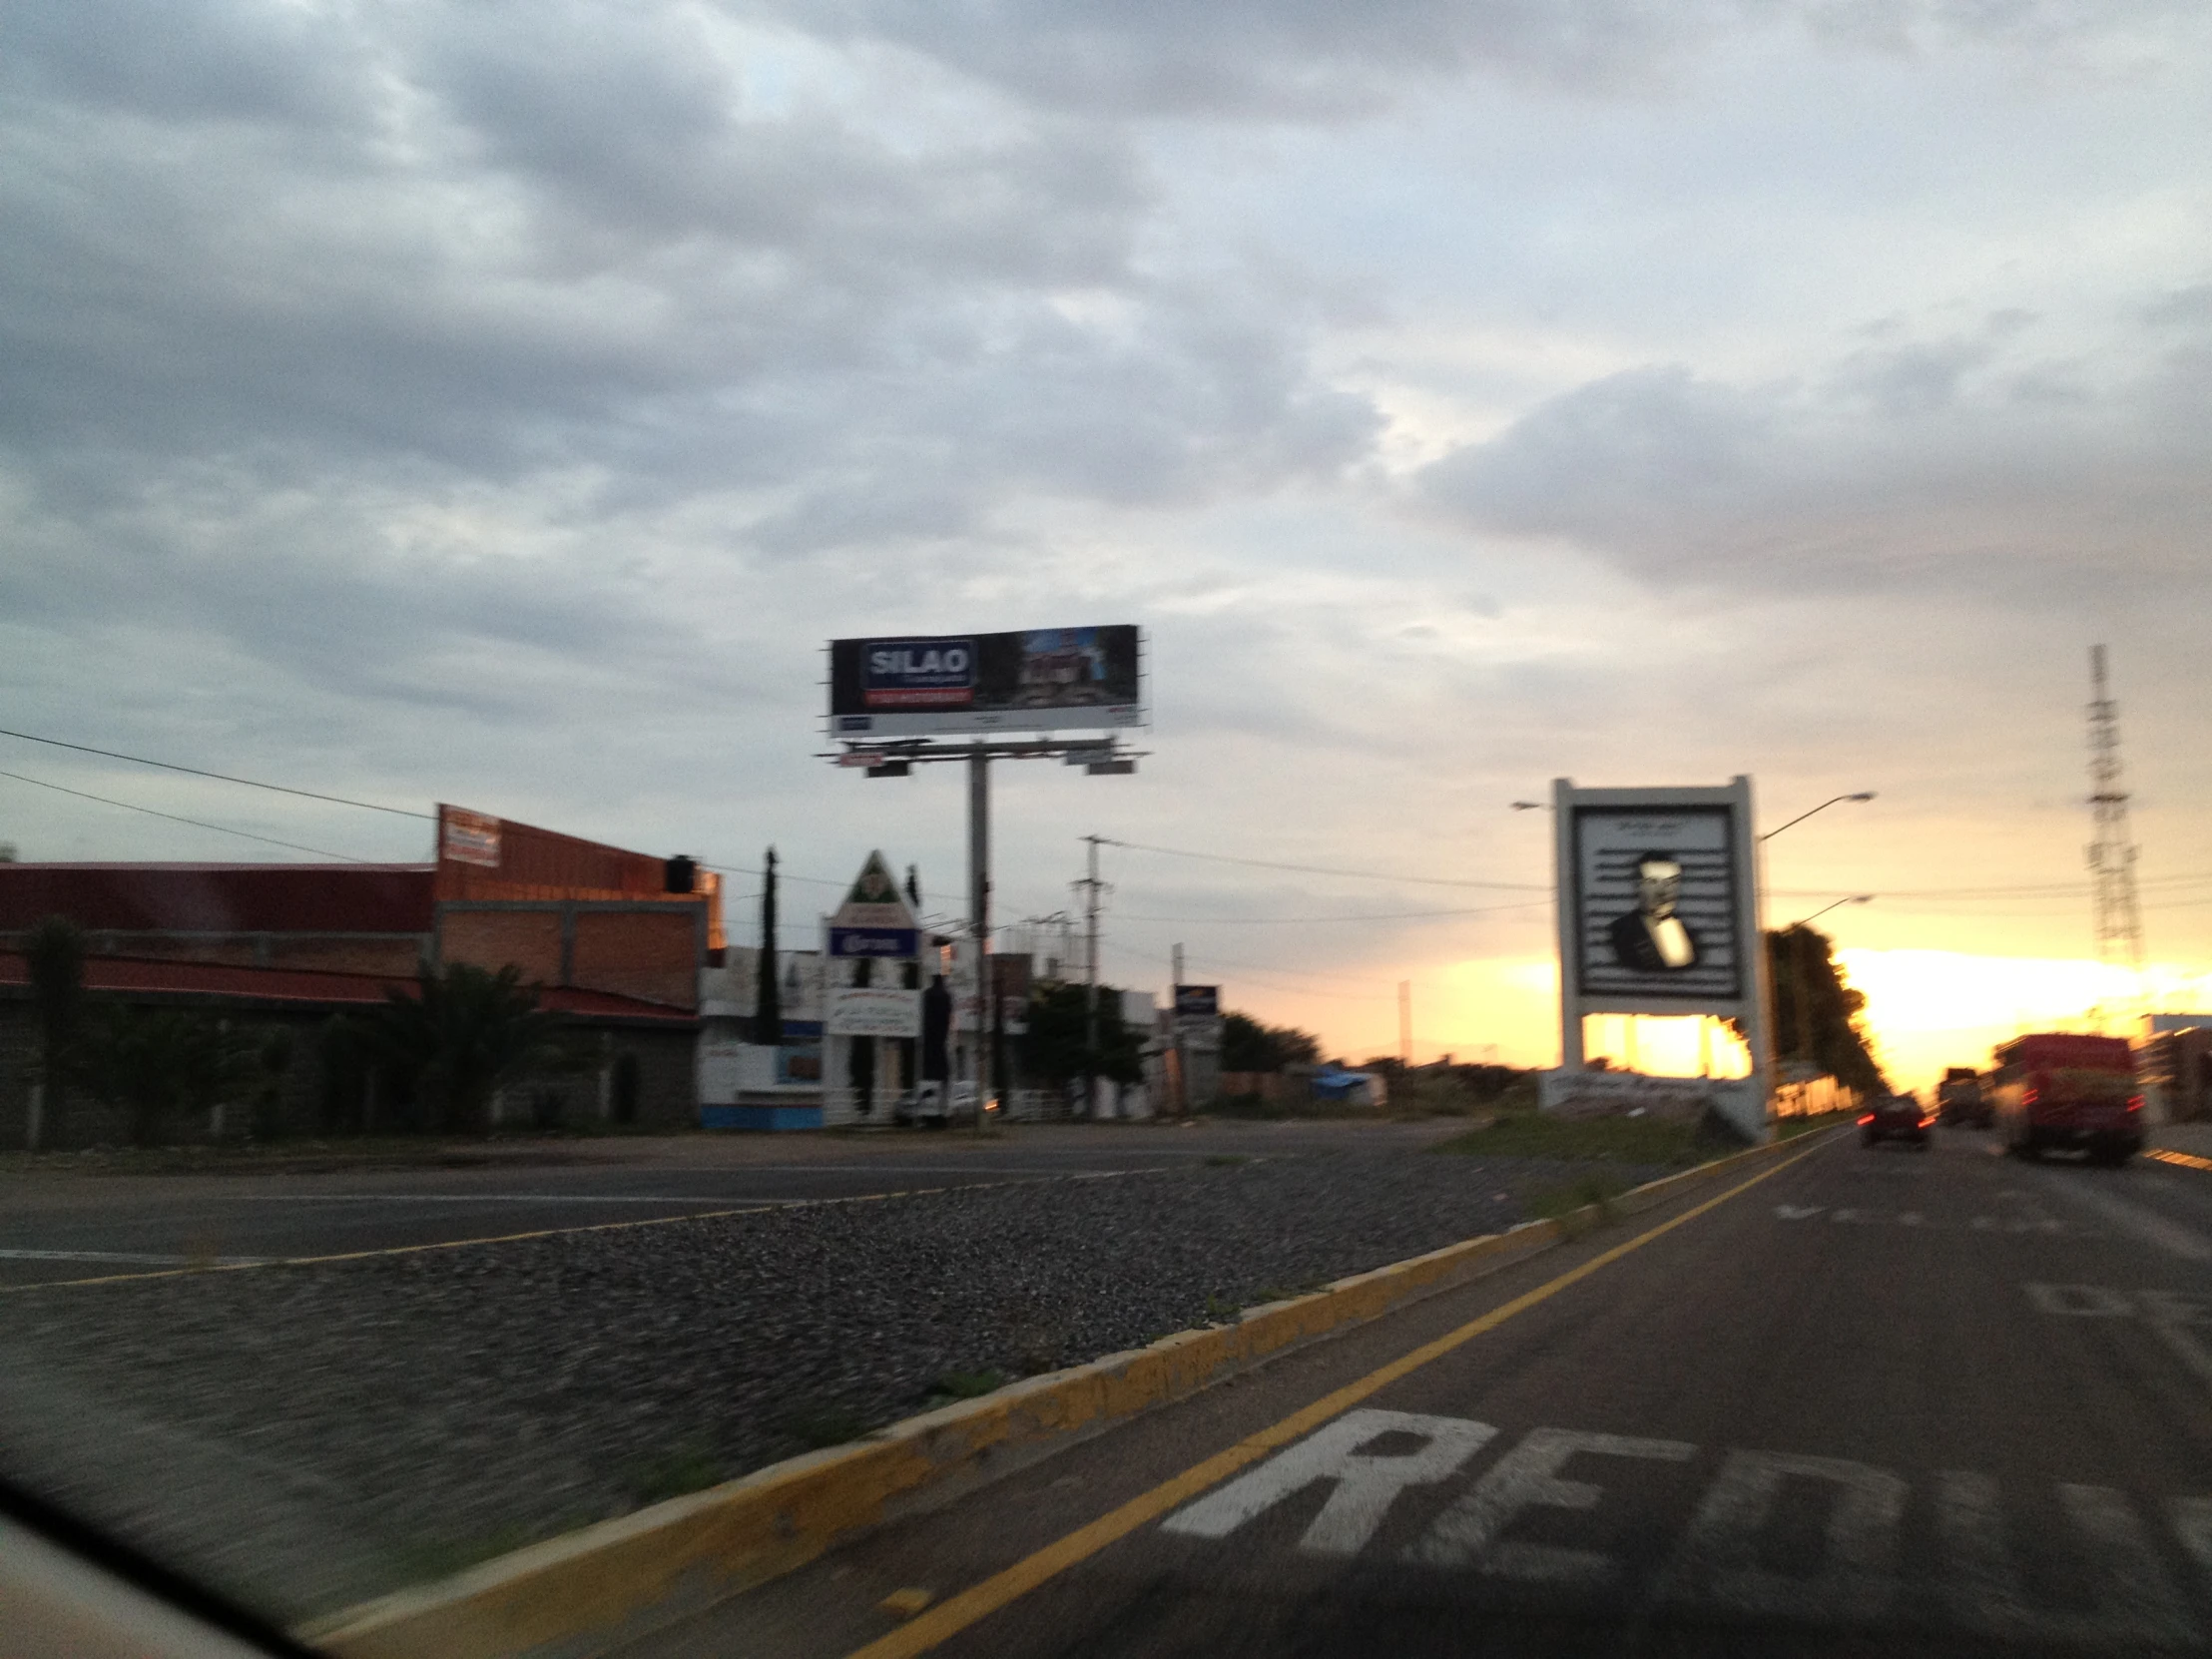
left=0, top=1121, right=1464, bottom=1288
left=635, top=1126, right=2212, bottom=1658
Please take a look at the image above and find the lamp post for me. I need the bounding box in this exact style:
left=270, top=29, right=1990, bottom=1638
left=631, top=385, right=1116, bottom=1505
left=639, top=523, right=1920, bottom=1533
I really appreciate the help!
left=1759, top=792, right=1875, bottom=842
left=1792, top=893, right=1875, bottom=928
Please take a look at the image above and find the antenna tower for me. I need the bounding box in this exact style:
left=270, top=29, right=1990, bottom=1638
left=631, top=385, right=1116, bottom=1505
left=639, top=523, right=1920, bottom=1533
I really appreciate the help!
left=2085, top=644, right=2146, bottom=1016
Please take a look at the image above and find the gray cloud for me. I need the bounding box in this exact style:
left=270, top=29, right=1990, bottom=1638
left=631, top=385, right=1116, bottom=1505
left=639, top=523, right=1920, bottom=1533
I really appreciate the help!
left=749, top=0, right=2210, bottom=117
left=1417, top=305, right=2212, bottom=599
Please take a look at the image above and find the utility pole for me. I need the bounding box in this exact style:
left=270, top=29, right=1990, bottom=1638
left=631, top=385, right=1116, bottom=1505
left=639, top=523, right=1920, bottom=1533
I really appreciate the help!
left=1397, top=981, right=1411, bottom=1069
left=2086, top=645, right=2147, bottom=1025
left=1077, top=834, right=1105, bottom=1119
left=969, top=751, right=990, bottom=1133
left=1171, top=941, right=1186, bottom=1118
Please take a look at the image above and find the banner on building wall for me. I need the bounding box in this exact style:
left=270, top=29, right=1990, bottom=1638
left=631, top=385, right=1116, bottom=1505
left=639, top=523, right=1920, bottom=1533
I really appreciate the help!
left=829, top=626, right=1143, bottom=738
left=828, top=985, right=923, bottom=1038
left=439, top=806, right=502, bottom=868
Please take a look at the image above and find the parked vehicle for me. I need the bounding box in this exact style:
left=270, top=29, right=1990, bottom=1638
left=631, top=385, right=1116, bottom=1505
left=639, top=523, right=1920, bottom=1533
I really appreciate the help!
left=1861, top=1092, right=1930, bottom=1149
left=1992, top=1033, right=2142, bottom=1164
left=1936, top=1066, right=1991, bottom=1128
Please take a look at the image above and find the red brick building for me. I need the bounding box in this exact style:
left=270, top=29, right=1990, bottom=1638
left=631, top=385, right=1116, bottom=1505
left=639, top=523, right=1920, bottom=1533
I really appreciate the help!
left=0, top=806, right=719, bottom=1146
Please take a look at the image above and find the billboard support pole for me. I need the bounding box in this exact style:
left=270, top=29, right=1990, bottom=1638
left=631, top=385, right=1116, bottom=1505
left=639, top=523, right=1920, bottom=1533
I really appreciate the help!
left=969, top=749, right=990, bottom=1134
left=1552, top=776, right=1584, bottom=1072
left=1171, top=941, right=1186, bottom=1117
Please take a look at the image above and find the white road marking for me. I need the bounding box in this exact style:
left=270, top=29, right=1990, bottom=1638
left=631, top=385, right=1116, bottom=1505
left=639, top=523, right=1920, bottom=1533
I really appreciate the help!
left=0, top=1248, right=270, bottom=1266
left=230, top=1193, right=812, bottom=1205
left=1656, top=1448, right=1906, bottom=1623
left=2024, top=1283, right=2134, bottom=1317
left=1409, top=1426, right=1693, bottom=1584
left=2023, top=1284, right=2212, bottom=1391
left=2036, top=1178, right=2212, bottom=1262
left=1775, top=1204, right=1824, bottom=1220
left=2059, top=1483, right=2197, bottom=1644
left=1165, top=1419, right=2210, bottom=1641
left=1161, top=1409, right=1496, bottom=1557
left=2174, top=1497, right=2212, bottom=1585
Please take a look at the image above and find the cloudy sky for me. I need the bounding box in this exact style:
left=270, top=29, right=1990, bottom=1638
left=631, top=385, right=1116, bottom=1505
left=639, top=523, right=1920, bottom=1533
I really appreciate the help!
left=5, top=0, right=2211, bottom=1084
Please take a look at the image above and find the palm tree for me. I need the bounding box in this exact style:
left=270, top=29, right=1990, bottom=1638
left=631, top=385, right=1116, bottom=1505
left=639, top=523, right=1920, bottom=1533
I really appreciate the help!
left=361, top=962, right=568, bottom=1134
left=754, top=846, right=783, bottom=1047
left=25, top=916, right=85, bottom=1147
left=78, top=1005, right=259, bottom=1147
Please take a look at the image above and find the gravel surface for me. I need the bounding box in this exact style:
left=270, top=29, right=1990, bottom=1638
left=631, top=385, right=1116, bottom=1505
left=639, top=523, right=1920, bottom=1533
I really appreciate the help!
left=0, top=1149, right=1659, bottom=1621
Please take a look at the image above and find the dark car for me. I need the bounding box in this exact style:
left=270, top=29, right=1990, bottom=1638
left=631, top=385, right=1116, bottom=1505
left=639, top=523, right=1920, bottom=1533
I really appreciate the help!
left=1861, top=1092, right=1930, bottom=1148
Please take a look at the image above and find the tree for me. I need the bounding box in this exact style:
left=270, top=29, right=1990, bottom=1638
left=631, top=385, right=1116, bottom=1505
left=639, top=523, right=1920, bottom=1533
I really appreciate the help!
left=77, top=1005, right=260, bottom=1147
left=1220, top=1012, right=1322, bottom=1073
left=1022, top=981, right=1142, bottom=1087
left=25, top=915, right=86, bottom=1145
left=754, top=845, right=783, bottom=1047
left=358, top=962, right=569, bottom=1134
left=1766, top=925, right=1887, bottom=1096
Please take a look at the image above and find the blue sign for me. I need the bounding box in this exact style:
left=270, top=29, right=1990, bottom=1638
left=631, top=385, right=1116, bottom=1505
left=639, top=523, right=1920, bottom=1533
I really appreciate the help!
left=830, top=926, right=919, bottom=958
left=1174, top=984, right=1220, bottom=1017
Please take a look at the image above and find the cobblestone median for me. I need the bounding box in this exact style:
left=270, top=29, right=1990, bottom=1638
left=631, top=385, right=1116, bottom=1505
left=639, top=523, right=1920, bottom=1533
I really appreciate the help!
left=0, top=1150, right=1652, bottom=1621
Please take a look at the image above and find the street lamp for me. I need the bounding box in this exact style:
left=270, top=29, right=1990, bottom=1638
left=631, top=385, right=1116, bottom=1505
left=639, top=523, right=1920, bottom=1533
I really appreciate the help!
left=1792, top=893, right=1874, bottom=928
left=1759, top=792, right=1876, bottom=841
left=1509, top=801, right=1548, bottom=812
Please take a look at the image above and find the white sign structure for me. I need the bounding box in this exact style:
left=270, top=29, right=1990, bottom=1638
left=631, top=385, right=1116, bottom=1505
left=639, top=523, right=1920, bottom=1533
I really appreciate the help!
left=830, top=850, right=916, bottom=931
left=1550, top=777, right=1772, bottom=1142
left=827, top=985, right=923, bottom=1039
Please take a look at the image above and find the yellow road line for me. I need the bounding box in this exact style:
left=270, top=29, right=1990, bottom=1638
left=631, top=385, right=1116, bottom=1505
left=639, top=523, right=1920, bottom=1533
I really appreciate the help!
left=2149, top=1148, right=2212, bottom=1173
left=845, top=1130, right=1839, bottom=1659
left=0, top=1176, right=1065, bottom=1293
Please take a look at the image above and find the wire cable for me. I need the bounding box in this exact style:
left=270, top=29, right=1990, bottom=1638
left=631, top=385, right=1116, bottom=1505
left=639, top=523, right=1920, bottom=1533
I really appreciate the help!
left=1099, top=836, right=1546, bottom=891
left=0, top=768, right=379, bottom=863
left=0, top=727, right=434, bottom=819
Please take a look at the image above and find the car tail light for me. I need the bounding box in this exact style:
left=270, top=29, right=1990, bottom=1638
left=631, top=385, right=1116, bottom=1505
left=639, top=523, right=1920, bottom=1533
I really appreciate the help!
left=1858, top=1113, right=1875, bottom=1125
left=2023, top=1087, right=2040, bottom=1106
left=2127, top=1094, right=2144, bottom=1113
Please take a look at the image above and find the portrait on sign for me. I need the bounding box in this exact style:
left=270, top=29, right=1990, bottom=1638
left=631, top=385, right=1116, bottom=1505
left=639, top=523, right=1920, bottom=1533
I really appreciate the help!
left=1570, top=806, right=1742, bottom=1002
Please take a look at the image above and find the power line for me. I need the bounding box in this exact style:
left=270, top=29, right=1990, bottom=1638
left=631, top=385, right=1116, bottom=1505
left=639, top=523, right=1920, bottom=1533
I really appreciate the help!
left=1116, top=900, right=1549, bottom=924
left=1100, top=836, right=1546, bottom=891
left=0, top=727, right=434, bottom=820
left=0, top=768, right=379, bottom=863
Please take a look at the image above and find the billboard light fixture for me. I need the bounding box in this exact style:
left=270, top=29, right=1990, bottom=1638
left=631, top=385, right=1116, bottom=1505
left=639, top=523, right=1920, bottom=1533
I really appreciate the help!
left=1086, top=759, right=1136, bottom=777
left=866, top=761, right=911, bottom=779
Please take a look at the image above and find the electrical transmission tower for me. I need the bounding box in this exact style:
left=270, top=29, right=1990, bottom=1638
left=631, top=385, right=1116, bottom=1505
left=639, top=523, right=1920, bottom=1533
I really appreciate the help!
left=2085, top=644, right=2146, bottom=1020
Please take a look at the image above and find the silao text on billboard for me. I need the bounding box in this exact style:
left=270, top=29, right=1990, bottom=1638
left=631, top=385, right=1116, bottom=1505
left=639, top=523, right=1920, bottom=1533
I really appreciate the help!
left=830, top=626, right=1143, bottom=738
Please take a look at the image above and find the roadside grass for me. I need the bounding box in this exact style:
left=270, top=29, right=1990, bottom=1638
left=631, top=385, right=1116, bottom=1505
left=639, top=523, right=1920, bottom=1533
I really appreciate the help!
left=625, top=1442, right=725, bottom=1505
left=1430, top=1110, right=1719, bottom=1167
left=389, top=1517, right=569, bottom=1585
left=1519, top=1170, right=1634, bottom=1230
left=777, top=1403, right=873, bottom=1450
left=920, top=1369, right=1006, bottom=1410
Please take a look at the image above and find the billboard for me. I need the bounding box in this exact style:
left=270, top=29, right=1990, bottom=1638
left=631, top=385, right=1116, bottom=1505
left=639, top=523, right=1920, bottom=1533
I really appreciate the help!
left=829, top=626, right=1142, bottom=738
left=1568, top=802, right=1747, bottom=1003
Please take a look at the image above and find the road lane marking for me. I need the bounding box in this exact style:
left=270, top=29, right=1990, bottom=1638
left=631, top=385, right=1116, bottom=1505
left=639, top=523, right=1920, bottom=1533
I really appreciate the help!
left=0, top=1171, right=1187, bottom=1291
left=2037, top=1178, right=2212, bottom=1262
left=2149, top=1149, right=2212, bottom=1173
left=1409, top=1426, right=1693, bottom=1584
left=837, top=1131, right=1841, bottom=1659
left=1160, top=1409, right=1495, bottom=1557
left=1656, top=1449, right=1907, bottom=1623
left=0, top=1247, right=271, bottom=1266
left=1170, top=1417, right=2210, bottom=1642
left=2023, top=1283, right=2212, bottom=1392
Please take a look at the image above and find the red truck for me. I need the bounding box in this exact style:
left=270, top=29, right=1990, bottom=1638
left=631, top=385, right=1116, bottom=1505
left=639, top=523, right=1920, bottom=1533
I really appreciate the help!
left=1992, top=1033, right=2142, bottom=1165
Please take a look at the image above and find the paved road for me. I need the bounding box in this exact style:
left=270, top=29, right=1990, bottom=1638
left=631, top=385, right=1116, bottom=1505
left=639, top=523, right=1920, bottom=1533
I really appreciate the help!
left=636, top=1127, right=2212, bottom=1658
left=0, top=1121, right=1464, bottom=1287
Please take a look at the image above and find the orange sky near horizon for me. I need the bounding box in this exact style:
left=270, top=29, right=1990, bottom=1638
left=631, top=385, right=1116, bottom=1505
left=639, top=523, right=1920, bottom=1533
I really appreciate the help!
left=1236, top=948, right=2212, bottom=1094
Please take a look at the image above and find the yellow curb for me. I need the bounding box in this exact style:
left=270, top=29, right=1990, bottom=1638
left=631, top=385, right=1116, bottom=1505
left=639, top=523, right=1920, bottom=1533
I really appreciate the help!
left=303, top=1128, right=1818, bottom=1659
left=2148, top=1147, right=2212, bottom=1173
